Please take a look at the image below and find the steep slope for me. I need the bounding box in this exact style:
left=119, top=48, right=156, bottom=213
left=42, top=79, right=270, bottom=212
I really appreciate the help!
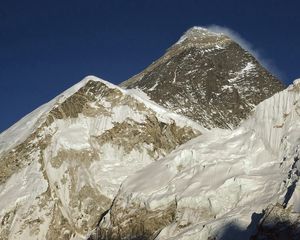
left=95, top=79, right=300, bottom=240
left=121, top=27, right=284, bottom=129
left=0, top=76, right=202, bottom=240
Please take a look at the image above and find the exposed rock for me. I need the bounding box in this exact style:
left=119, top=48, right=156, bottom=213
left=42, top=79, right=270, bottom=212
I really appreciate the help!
left=0, top=77, right=200, bottom=240
left=252, top=204, right=300, bottom=240
left=121, top=27, right=284, bottom=128
left=91, top=200, right=177, bottom=240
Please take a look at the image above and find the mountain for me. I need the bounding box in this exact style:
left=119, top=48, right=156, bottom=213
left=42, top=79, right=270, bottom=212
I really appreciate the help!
left=94, top=79, right=300, bottom=240
left=0, top=76, right=202, bottom=239
left=120, top=27, right=284, bottom=128
left=0, top=27, right=292, bottom=240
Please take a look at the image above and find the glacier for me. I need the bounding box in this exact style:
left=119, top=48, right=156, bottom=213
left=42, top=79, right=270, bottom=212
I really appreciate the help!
left=96, top=79, right=300, bottom=240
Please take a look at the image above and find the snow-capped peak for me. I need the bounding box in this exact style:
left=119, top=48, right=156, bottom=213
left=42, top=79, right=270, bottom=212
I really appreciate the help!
left=0, top=76, right=114, bottom=153
left=176, top=26, right=226, bottom=45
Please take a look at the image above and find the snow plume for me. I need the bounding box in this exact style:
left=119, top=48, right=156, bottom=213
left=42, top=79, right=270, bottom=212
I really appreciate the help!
left=207, top=25, right=284, bottom=81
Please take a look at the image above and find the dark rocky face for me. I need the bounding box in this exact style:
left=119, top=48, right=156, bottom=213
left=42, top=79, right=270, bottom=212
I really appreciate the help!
left=121, top=28, right=285, bottom=129
left=251, top=204, right=300, bottom=240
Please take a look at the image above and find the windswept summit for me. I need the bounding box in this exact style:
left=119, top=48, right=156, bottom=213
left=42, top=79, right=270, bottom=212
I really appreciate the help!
left=121, top=27, right=284, bottom=128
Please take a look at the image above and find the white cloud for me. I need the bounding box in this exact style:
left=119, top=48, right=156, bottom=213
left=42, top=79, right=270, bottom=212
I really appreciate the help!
left=205, top=25, right=284, bottom=80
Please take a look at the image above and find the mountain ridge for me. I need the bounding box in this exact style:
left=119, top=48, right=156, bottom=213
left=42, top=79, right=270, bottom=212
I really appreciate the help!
left=0, top=75, right=202, bottom=239
left=94, top=79, right=300, bottom=240
left=0, top=27, right=294, bottom=240
left=120, top=26, right=284, bottom=129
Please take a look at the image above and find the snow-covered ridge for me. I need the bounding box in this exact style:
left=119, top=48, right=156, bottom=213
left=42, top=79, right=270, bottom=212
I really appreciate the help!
left=126, top=88, right=206, bottom=132
left=0, top=76, right=103, bottom=153
left=0, top=74, right=204, bottom=239
left=0, top=75, right=204, bottom=154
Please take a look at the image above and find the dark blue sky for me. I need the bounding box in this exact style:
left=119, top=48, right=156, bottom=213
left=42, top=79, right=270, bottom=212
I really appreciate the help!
left=0, top=0, right=299, bottom=132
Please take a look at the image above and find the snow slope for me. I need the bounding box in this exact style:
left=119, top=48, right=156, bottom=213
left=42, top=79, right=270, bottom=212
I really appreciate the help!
left=0, top=70, right=293, bottom=240
left=97, top=79, right=300, bottom=240
left=0, top=76, right=202, bottom=240
left=0, top=76, right=100, bottom=153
